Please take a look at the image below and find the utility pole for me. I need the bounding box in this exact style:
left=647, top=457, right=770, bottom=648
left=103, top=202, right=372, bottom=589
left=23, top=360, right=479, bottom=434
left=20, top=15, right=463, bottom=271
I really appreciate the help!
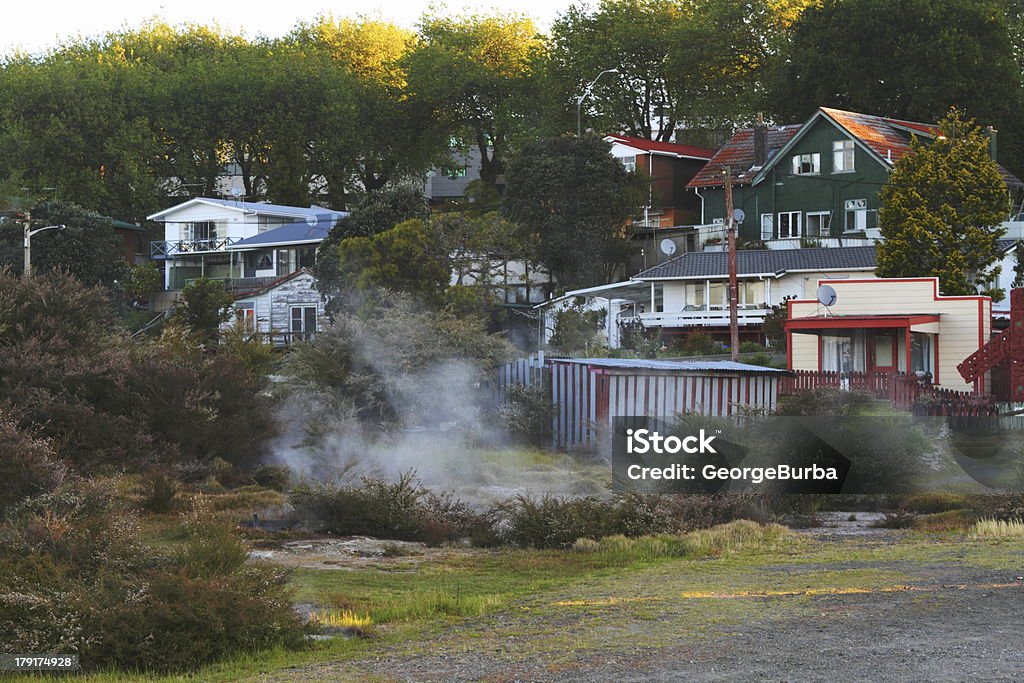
left=724, top=166, right=739, bottom=361
left=21, top=211, right=32, bottom=277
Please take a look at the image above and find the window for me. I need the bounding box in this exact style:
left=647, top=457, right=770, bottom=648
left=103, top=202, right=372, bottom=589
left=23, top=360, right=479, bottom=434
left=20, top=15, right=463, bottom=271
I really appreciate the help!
left=290, top=305, right=318, bottom=341
left=621, top=155, right=636, bottom=172
left=833, top=140, right=855, bottom=173
left=255, top=250, right=273, bottom=270
left=234, top=302, right=255, bottom=331
left=440, top=166, right=467, bottom=179
left=277, top=249, right=294, bottom=277
left=845, top=199, right=867, bottom=232
left=778, top=211, right=801, bottom=239
left=805, top=212, right=832, bottom=238
left=708, top=282, right=727, bottom=309
left=791, top=153, right=820, bottom=175
left=760, top=213, right=774, bottom=240
left=686, top=283, right=706, bottom=309
left=911, top=333, right=934, bottom=377
left=187, top=221, right=216, bottom=241
left=741, top=281, right=765, bottom=308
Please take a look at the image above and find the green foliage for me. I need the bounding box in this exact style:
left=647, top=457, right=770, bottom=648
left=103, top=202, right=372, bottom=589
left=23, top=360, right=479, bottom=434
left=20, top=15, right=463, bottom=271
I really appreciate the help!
left=504, top=135, right=644, bottom=288
left=775, top=388, right=875, bottom=416
left=219, top=319, right=277, bottom=376
left=0, top=486, right=306, bottom=672
left=499, top=383, right=554, bottom=447
left=174, top=277, right=233, bottom=343
left=761, top=305, right=787, bottom=350
left=549, top=302, right=607, bottom=353
left=123, top=261, right=161, bottom=303
left=0, top=408, right=66, bottom=512
left=335, top=219, right=451, bottom=306
left=291, top=472, right=488, bottom=545
left=876, top=111, right=1010, bottom=296
left=1013, top=241, right=1024, bottom=288
left=0, top=201, right=127, bottom=286
left=772, top=0, right=1024, bottom=171
left=672, top=331, right=726, bottom=356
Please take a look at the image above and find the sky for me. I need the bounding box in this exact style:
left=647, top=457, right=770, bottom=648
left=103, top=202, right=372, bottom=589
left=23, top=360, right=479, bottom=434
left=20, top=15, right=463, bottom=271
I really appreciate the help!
left=1, top=0, right=578, bottom=56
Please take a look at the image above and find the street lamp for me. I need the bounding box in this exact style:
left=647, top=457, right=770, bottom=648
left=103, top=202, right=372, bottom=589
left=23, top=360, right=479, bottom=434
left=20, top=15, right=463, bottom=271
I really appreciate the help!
left=22, top=214, right=66, bottom=277
left=576, top=68, right=619, bottom=138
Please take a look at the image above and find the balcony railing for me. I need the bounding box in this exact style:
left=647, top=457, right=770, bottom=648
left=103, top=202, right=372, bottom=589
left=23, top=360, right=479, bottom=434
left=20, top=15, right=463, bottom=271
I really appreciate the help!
left=624, top=306, right=770, bottom=328
left=151, top=237, right=238, bottom=258
left=179, top=276, right=281, bottom=294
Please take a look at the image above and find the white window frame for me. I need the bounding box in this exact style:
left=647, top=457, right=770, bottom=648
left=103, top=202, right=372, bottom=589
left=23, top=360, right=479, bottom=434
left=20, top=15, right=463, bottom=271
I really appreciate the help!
left=805, top=211, right=832, bottom=238
left=778, top=211, right=802, bottom=239
left=791, top=153, right=820, bottom=175
left=289, top=304, right=318, bottom=339
left=621, top=155, right=636, bottom=172
left=844, top=199, right=868, bottom=232
left=760, top=213, right=774, bottom=240
left=833, top=140, right=855, bottom=173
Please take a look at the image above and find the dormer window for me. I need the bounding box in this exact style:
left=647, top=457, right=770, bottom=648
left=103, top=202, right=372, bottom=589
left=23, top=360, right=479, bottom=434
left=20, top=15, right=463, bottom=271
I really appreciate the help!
left=833, top=140, right=855, bottom=173
left=791, top=153, right=820, bottom=175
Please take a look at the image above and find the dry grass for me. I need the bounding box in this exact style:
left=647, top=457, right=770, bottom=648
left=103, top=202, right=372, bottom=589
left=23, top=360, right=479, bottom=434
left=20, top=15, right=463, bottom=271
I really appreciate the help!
left=309, top=608, right=373, bottom=630
left=970, top=518, right=1024, bottom=538
left=569, top=520, right=795, bottom=562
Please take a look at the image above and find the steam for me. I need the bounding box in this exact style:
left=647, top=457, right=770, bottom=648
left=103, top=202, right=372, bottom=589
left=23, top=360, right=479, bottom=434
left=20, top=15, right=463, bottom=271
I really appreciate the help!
left=269, top=347, right=607, bottom=506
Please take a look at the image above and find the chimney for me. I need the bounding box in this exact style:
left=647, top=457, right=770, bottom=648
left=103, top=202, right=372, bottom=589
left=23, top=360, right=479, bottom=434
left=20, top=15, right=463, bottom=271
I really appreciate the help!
left=985, top=126, right=998, bottom=162
left=753, top=112, right=767, bottom=167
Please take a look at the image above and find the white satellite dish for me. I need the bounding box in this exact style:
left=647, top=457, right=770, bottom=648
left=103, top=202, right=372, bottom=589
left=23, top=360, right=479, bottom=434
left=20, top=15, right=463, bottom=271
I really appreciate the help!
left=733, top=208, right=746, bottom=223
left=659, top=238, right=677, bottom=256
left=306, top=215, right=318, bottom=227
left=817, top=284, right=837, bottom=307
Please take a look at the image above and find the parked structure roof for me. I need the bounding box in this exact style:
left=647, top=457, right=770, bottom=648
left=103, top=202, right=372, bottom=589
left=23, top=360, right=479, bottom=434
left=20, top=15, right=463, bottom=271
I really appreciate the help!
left=550, top=357, right=785, bottom=374
left=227, top=221, right=332, bottom=249
left=604, top=133, right=716, bottom=160
left=147, top=197, right=347, bottom=223
left=686, top=125, right=801, bottom=188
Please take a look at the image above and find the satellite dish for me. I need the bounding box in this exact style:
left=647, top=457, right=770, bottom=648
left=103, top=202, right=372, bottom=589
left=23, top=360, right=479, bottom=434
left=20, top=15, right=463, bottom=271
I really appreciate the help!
left=817, top=284, right=837, bottom=307
left=733, top=208, right=746, bottom=223
left=659, top=238, right=677, bottom=256
left=305, top=215, right=319, bottom=227
left=231, top=187, right=242, bottom=198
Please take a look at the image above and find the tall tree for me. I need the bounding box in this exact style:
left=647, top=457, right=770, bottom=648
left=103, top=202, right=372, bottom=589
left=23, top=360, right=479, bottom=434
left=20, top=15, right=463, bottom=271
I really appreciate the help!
left=503, top=135, right=645, bottom=288
left=548, top=0, right=690, bottom=141
left=406, top=13, right=546, bottom=187
left=772, top=0, right=1024, bottom=173
left=876, top=111, right=1010, bottom=297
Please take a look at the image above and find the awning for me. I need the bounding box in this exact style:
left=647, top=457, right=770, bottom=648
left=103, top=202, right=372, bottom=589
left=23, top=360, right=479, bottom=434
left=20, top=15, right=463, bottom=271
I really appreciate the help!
left=784, top=313, right=940, bottom=335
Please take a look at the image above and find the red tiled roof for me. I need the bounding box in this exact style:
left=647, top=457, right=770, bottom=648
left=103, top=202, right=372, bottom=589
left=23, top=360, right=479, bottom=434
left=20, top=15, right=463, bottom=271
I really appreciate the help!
left=686, top=125, right=801, bottom=188
left=821, top=107, right=936, bottom=164
left=605, top=133, right=716, bottom=160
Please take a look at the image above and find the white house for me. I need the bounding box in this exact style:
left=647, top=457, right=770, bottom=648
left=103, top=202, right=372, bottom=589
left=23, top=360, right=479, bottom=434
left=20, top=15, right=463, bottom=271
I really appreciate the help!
left=537, top=246, right=879, bottom=348
left=147, top=197, right=346, bottom=297
left=229, top=268, right=326, bottom=344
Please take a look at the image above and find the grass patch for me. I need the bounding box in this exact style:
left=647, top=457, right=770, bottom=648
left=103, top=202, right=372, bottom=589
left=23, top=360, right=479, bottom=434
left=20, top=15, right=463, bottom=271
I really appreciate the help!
left=970, top=518, right=1024, bottom=538
left=913, top=509, right=973, bottom=532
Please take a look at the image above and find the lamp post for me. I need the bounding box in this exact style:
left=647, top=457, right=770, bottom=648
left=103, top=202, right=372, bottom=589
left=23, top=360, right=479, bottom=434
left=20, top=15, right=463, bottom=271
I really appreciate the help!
left=23, top=213, right=66, bottom=277
left=576, top=68, right=619, bottom=138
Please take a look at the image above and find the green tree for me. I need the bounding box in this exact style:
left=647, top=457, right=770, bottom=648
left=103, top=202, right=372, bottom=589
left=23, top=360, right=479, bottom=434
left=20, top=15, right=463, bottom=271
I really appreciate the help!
left=771, top=0, right=1024, bottom=173
left=0, top=200, right=127, bottom=286
left=335, top=219, right=451, bottom=305
left=1013, top=240, right=1024, bottom=288
left=503, top=135, right=644, bottom=288
left=876, top=111, right=1010, bottom=297
left=174, top=277, right=234, bottom=342
left=406, top=13, right=546, bottom=186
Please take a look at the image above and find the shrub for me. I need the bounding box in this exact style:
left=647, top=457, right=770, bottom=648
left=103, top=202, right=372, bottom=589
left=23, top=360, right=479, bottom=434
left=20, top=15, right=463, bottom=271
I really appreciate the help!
left=499, top=383, right=554, bottom=447
left=672, top=331, right=725, bottom=356
left=138, top=470, right=180, bottom=514
left=0, top=409, right=66, bottom=512
left=896, top=493, right=968, bottom=514
left=869, top=511, right=916, bottom=529
left=968, top=494, right=1024, bottom=522
left=970, top=518, right=1024, bottom=538
left=251, top=464, right=292, bottom=492
left=290, top=472, right=487, bottom=545
left=776, top=387, right=875, bottom=416
left=0, top=485, right=306, bottom=673
left=739, top=341, right=768, bottom=353
left=549, top=303, right=606, bottom=353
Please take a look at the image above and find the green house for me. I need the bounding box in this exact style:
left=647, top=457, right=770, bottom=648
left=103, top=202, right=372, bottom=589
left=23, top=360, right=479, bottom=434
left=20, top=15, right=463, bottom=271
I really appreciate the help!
left=687, top=108, right=951, bottom=244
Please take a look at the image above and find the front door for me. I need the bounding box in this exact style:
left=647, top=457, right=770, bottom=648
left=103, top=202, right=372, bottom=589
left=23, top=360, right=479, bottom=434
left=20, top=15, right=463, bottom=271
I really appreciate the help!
left=869, top=332, right=897, bottom=374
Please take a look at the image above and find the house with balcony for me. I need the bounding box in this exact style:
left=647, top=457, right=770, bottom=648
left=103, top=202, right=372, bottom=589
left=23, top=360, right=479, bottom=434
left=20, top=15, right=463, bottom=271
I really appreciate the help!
left=537, top=246, right=878, bottom=348
left=688, top=108, right=1022, bottom=250
left=147, top=198, right=345, bottom=309
left=605, top=134, right=716, bottom=272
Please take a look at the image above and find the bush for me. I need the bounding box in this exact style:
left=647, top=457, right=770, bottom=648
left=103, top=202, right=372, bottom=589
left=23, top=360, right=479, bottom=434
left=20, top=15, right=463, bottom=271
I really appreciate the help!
left=499, top=383, right=553, bottom=447
left=251, top=464, right=292, bottom=492
left=290, top=472, right=487, bottom=545
left=0, top=484, right=306, bottom=672
left=549, top=302, right=606, bottom=353
left=0, top=408, right=66, bottom=512
left=968, top=494, right=1024, bottom=522
left=776, top=387, right=875, bottom=416
left=672, top=331, right=726, bottom=356
left=739, top=341, right=768, bottom=353
left=138, top=470, right=180, bottom=514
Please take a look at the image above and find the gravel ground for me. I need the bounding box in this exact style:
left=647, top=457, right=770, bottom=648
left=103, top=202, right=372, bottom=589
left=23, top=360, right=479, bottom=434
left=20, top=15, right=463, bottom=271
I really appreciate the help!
left=266, top=530, right=1024, bottom=683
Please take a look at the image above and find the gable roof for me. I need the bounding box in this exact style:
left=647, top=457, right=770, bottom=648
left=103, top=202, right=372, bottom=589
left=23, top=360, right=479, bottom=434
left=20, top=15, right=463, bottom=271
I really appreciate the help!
left=633, top=246, right=877, bottom=280
left=227, top=221, right=332, bottom=250
left=147, top=197, right=346, bottom=223
left=605, top=134, right=716, bottom=161
left=686, top=125, right=802, bottom=188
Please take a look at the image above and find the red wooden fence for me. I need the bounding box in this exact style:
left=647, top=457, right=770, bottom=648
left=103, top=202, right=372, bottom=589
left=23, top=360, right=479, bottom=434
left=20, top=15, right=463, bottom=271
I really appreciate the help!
left=779, top=369, right=997, bottom=418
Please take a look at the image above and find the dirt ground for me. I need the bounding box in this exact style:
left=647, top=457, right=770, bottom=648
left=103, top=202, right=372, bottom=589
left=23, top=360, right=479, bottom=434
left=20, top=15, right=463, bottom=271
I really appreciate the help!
left=262, top=525, right=1024, bottom=683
